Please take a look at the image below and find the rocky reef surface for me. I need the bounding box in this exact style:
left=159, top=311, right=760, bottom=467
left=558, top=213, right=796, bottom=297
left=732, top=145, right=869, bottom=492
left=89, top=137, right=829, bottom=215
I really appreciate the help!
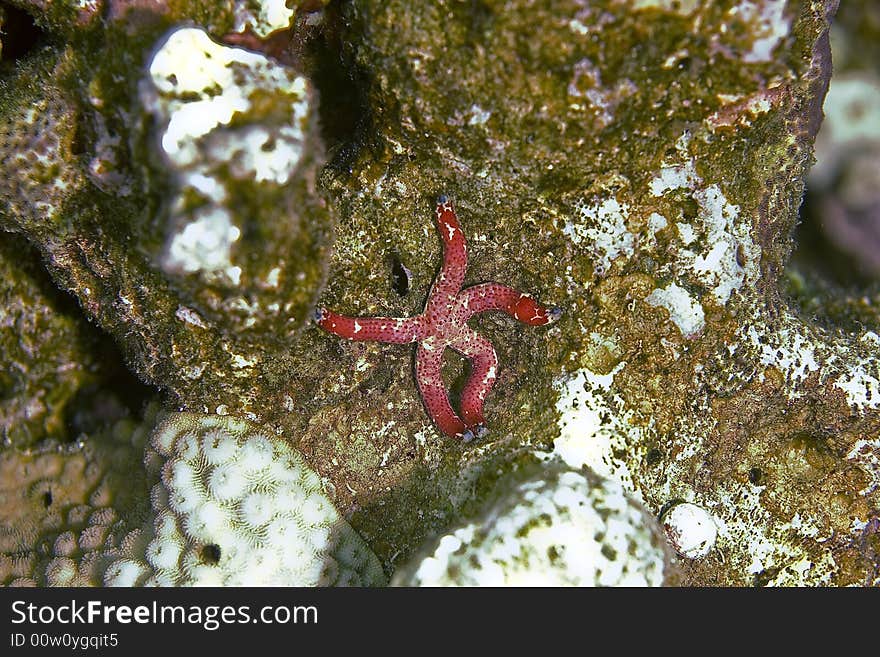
left=1, top=0, right=878, bottom=586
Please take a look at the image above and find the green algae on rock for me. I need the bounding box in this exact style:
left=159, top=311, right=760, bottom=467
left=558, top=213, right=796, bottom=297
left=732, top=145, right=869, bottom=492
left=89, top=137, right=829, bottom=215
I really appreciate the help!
left=0, top=3, right=333, bottom=420
left=0, top=0, right=879, bottom=588
left=0, top=234, right=104, bottom=448
left=320, top=0, right=879, bottom=586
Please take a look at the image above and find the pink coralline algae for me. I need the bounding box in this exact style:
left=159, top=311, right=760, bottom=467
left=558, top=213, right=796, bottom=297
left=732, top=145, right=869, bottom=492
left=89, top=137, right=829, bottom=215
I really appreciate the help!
left=315, top=196, right=561, bottom=441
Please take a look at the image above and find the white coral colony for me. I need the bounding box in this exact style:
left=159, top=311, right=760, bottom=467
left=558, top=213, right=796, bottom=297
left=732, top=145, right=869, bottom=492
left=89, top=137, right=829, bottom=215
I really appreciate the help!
left=107, top=413, right=386, bottom=587
left=392, top=459, right=671, bottom=586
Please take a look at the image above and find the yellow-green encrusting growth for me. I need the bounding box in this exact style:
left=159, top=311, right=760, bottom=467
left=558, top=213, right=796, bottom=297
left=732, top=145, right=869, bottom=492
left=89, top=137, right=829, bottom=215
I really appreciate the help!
left=1, top=0, right=879, bottom=587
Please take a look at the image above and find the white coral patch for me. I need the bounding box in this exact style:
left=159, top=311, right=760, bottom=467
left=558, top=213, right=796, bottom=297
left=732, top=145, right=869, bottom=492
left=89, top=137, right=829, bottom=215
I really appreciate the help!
left=394, top=461, right=669, bottom=586
left=661, top=502, right=717, bottom=558
left=552, top=366, right=640, bottom=491
left=141, top=26, right=311, bottom=283
left=563, top=197, right=634, bottom=274
left=132, top=413, right=386, bottom=587
left=741, top=312, right=880, bottom=411
left=649, top=151, right=759, bottom=305
left=736, top=0, right=791, bottom=63
left=645, top=283, right=705, bottom=338
left=234, top=0, right=297, bottom=38
left=650, top=162, right=700, bottom=196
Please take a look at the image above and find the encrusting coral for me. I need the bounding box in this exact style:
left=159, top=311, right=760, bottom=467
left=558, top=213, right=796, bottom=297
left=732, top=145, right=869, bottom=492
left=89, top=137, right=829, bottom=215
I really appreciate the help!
left=0, top=414, right=151, bottom=586
left=392, top=458, right=671, bottom=587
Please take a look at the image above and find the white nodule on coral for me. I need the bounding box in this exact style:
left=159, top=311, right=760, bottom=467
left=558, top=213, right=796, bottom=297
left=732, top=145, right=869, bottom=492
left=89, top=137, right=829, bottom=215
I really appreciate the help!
left=737, top=0, right=792, bottom=63
left=645, top=283, right=705, bottom=338
left=650, top=161, right=700, bottom=196
left=648, top=212, right=668, bottom=233
left=164, top=207, right=241, bottom=276
left=563, top=197, right=634, bottom=275
left=393, top=460, right=669, bottom=587
left=141, top=26, right=311, bottom=283
left=104, top=559, right=150, bottom=587
left=234, top=0, right=297, bottom=38
left=107, top=412, right=386, bottom=587
left=661, top=502, right=718, bottom=558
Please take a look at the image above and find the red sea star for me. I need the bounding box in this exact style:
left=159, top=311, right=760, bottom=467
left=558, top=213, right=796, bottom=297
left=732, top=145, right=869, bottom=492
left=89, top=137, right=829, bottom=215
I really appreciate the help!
left=315, top=196, right=561, bottom=441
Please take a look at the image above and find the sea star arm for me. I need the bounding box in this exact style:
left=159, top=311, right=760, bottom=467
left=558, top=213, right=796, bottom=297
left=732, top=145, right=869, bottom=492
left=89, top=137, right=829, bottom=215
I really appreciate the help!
left=461, top=282, right=562, bottom=326
left=314, top=308, right=425, bottom=343
left=426, top=196, right=469, bottom=306
left=450, top=328, right=498, bottom=436
left=415, top=340, right=472, bottom=440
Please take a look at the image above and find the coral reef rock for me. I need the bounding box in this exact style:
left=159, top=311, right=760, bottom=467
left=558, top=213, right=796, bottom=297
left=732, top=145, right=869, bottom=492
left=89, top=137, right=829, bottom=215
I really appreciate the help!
left=1, top=0, right=879, bottom=587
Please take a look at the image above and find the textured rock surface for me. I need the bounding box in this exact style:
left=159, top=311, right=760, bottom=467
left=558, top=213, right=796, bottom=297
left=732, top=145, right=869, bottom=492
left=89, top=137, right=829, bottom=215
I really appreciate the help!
left=0, top=0, right=878, bottom=587
left=0, top=233, right=137, bottom=448
left=0, top=2, right=332, bottom=419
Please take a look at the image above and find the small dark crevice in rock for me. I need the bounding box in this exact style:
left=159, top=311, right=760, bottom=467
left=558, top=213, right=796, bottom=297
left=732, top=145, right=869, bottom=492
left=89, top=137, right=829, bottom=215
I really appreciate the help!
left=306, top=1, right=376, bottom=174
left=0, top=3, right=45, bottom=63
left=0, top=233, right=82, bottom=319
left=200, top=543, right=222, bottom=565
left=63, top=351, right=156, bottom=441
left=0, top=235, right=157, bottom=442
left=390, top=254, right=412, bottom=296
left=748, top=467, right=763, bottom=485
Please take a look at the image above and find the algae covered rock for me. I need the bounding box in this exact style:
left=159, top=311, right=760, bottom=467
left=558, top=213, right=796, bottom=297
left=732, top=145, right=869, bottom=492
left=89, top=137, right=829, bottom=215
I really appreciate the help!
left=0, top=233, right=126, bottom=448
left=1, top=0, right=879, bottom=588
left=0, top=2, right=333, bottom=419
